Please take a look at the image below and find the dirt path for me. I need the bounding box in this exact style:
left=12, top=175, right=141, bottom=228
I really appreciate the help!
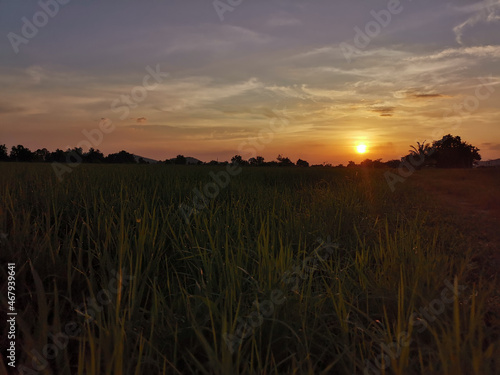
left=410, top=169, right=500, bottom=272
left=408, top=168, right=500, bottom=325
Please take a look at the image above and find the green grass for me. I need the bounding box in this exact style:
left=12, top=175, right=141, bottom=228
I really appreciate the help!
left=0, top=163, right=498, bottom=374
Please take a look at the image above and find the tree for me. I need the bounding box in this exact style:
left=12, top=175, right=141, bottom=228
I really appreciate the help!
left=83, top=148, right=105, bottom=163
left=296, top=159, right=309, bottom=167
left=10, top=145, right=34, bottom=162
left=347, top=161, right=357, bottom=168
left=249, top=156, right=265, bottom=166
left=47, top=149, right=67, bottom=163
left=277, top=154, right=294, bottom=166
left=105, top=150, right=136, bottom=164
left=231, top=155, right=248, bottom=166
left=360, top=158, right=384, bottom=168
left=0, top=144, right=8, bottom=161
left=174, top=155, right=187, bottom=165
left=406, top=140, right=432, bottom=169
left=384, top=159, right=400, bottom=169
left=34, top=148, right=50, bottom=162
left=430, top=134, right=481, bottom=168
left=66, top=147, right=84, bottom=163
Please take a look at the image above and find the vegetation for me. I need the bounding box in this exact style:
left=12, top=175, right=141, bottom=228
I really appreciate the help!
left=0, top=134, right=483, bottom=169
left=0, top=163, right=498, bottom=374
left=403, top=135, right=482, bottom=169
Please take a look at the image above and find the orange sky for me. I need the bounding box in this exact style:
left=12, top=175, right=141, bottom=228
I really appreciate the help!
left=1, top=2, right=500, bottom=164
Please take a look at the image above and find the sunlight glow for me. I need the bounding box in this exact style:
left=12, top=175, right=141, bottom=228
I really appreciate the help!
left=356, top=144, right=367, bottom=154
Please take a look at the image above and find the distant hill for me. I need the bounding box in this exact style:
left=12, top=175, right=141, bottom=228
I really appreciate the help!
left=132, top=155, right=159, bottom=164
left=185, top=156, right=202, bottom=165
left=132, top=155, right=204, bottom=165
left=475, top=158, right=500, bottom=167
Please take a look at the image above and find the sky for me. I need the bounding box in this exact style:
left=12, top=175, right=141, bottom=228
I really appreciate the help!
left=1, top=0, right=500, bottom=164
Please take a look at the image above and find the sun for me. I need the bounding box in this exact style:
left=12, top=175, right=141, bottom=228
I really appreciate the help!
left=356, top=144, right=367, bottom=154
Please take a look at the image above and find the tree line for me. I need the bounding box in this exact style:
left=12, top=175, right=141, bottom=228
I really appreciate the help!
left=0, top=134, right=481, bottom=168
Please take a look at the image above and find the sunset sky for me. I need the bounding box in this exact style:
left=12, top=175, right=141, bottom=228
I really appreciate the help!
left=1, top=0, right=500, bottom=164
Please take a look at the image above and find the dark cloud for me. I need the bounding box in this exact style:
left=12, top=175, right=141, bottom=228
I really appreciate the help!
left=412, top=93, right=445, bottom=99
left=0, top=103, right=24, bottom=114
left=371, top=106, right=395, bottom=117
left=485, top=143, right=500, bottom=150
left=398, top=90, right=448, bottom=99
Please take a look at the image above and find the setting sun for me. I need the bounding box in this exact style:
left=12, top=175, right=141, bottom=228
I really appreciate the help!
left=356, top=144, right=367, bottom=154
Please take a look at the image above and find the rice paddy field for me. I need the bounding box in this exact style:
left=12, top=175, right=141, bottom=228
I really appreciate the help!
left=0, top=162, right=499, bottom=374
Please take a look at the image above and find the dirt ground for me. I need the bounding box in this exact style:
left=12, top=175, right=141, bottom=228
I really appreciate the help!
left=408, top=167, right=500, bottom=325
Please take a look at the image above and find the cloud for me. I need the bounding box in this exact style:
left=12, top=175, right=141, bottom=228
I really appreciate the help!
left=394, top=90, right=448, bottom=100
left=153, top=77, right=263, bottom=112
left=453, top=0, right=500, bottom=44
left=371, top=106, right=395, bottom=117
left=411, top=94, right=445, bottom=99
left=267, top=14, right=302, bottom=27
left=482, top=142, right=500, bottom=150
left=165, top=24, right=270, bottom=54
left=26, top=66, right=47, bottom=84
left=0, top=102, right=24, bottom=114
left=408, top=45, right=500, bottom=60
left=136, top=117, right=147, bottom=124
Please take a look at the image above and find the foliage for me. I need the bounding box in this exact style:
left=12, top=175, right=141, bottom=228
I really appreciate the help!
left=296, top=158, right=309, bottom=167
left=174, top=154, right=187, bottom=165
left=277, top=154, right=294, bottom=166
left=431, top=134, right=481, bottom=168
left=405, top=135, right=481, bottom=169
left=0, top=164, right=497, bottom=374
left=105, top=150, right=136, bottom=164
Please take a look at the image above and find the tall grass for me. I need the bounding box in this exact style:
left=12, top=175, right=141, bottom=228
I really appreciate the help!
left=0, top=163, right=497, bottom=374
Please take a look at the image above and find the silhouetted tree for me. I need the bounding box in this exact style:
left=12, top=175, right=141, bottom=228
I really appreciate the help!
left=174, top=155, right=187, bottom=165
left=10, top=145, right=34, bottom=162
left=405, top=140, right=433, bottom=169
left=347, top=161, right=356, bottom=168
left=277, top=154, right=294, bottom=166
left=249, top=156, right=265, bottom=166
left=83, top=148, right=105, bottom=163
left=65, top=147, right=84, bottom=163
left=46, top=149, right=67, bottom=163
left=296, top=159, right=309, bottom=167
left=430, top=134, right=480, bottom=168
left=231, top=155, right=248, bottom=165
left=384, top=159, right=400, bottom=169
left=105, top=150, right=136, bottom=164
left=360, top=158, right=384, bottom=168
left=0, top=144, right=9, bottom=161
left=34, top=148, right=49, bottom=162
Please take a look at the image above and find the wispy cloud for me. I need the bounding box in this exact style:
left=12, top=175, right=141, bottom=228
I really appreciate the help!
left=408, top=45, right=500, bottom=60
left=371, top=106, right=395, bottom=117
left=453, top=0, right=500, bottom=44
left=267, top=13, right=302, bottom=27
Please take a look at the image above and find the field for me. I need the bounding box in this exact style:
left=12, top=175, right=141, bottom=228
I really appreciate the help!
left=0, top=163, right=499, bottom=374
